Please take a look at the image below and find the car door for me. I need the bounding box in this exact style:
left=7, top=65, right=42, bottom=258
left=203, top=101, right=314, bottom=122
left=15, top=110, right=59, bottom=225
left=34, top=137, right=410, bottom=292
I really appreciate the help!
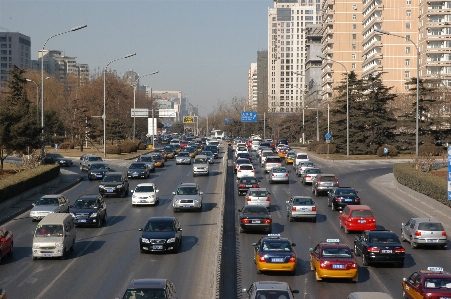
left=340, top=206, right=350, bottom=227
left=404, top=273, right=422, bottom=299
left=310, top=245, right=321, bottom=270
left=97, top=198, right=105, bottom=219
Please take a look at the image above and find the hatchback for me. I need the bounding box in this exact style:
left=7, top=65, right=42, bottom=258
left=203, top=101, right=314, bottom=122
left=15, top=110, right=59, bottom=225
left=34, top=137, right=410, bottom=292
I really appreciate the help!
left=339, top=205, right=376, bottom=233
left=245, top=188, right=271, bottom=210
left=401, top=218, right=447, bottom=249
left=269, top=167, right=290, bottom=184
left=236, top=164, right=255, bottom=179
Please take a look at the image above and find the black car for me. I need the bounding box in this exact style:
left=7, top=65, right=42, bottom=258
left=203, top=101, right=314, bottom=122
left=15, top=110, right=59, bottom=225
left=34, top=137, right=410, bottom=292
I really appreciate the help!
left=354, top=230, right=405, bottom=267
left=87, top=162, right=110, bottom=181
left=237, top=177, right=260, bottom=195
left=120, top=278, right=178, bottom=299
left=99, top=172, right=129, bottom=197
left=327, top=187, right=360, bottom=211
left=139, top=217, right=182, bottom=253
left=69, top=194, right=107, bottom=227
left=127, top=162, right=150, bottom=179
left=43, top=153, right=73, bottom=166
left=204, top=145, right=218, bottom=158
left=236, top=152, right=252, bottom=162
left=238, top=205, right=272, bottom=233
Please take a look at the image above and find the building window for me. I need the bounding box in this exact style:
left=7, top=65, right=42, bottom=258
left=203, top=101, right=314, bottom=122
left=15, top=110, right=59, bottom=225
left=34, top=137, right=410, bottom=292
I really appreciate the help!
left=352, top=4, right=357, bottom=9
left=352, top=14, right=356, bottom=20
left=406, top=35, right=411, bottom=41
left=405, top=59, right=410, bottom=66
left=352, top=53, right=356, bottom=59
left=405, top=71, right=410, bottom=78
left=406, top=10, right=411, bottom=17
left=405, top=84, right=410, bottom=90
left=352, top=24, right=356, bottom=30
left=406, top=0, right=411, bottom=4
left=352, top=44, right=356, bottom=50
left=406, top=22, right=411, bottom=29
left=406, top=47, right=411, bottom=54
left=352, top=34, right=356, bottom=40
left=352, top=63, right=356, bottom=68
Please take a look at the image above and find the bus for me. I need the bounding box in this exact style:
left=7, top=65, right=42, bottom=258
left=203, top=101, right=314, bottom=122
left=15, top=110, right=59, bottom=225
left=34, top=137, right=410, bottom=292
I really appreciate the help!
left=211, top=130, right=225, bottom=140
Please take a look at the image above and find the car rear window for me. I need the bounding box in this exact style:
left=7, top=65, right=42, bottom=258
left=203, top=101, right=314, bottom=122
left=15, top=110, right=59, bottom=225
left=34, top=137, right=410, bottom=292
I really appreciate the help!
left=369, top=234, right=400, bottom=243
left=240, top=165, right=253, bottom=170
left=351, top=210, right=373, bottom=217
left=272, top=168, right=287, bottom=173
left=321, top=176, right=336, bottom=182
left=306, top=169, right=321, bottom=174
left=266, top=157, right=282, bottom=163
left=297, top=154, right=308, bottom=159
left=249, top=191, right=269, bottom=197
left=241, top=177, right=258, bottom=183
left=418, top=222, right=444, bottom=231
left=293, top=198, right=314, bottom=205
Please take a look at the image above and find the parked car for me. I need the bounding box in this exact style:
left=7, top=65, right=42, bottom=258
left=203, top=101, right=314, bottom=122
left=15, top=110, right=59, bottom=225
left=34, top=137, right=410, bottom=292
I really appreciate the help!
left=339, top=205, right=376, bottom=233
left=43, top=153, right=73, bottom=166
left=328, top=187, right=360, bottom=210
left=172, top=183, right=203, bottom=212
left=269, top=167, right=290, bottom=184
left=69, top=194, right=107, bottom=227
left=87, top=162, right=110, bottom=181
left=127, top=162, right=151, bottom=179
left=300, top=168, right=322, bottom=185
left=119, top=278, right=178, bottom=299
left=354, top=230, right=405, bottom=267
left=139, top=217, right=182, bottom=253
left=136, top=155, right=156, bottom=172
left=312, top=174, right=339, bottom=196
left=29, top=194, right=70, bottom=222
left=237, top=176, right=260, bottom=196
left=99, top=172, right=129, bottom=197
left=0, top=226, right=13, bottom=263
left=401, top=218, right=447, bottom=249
left=131, top=183, right=159, bottom=206
left=238, top=205, right=272, bottom=233
left=286, top=196, right=317, bottom=222
left=245, top=188, right=271, bottom=210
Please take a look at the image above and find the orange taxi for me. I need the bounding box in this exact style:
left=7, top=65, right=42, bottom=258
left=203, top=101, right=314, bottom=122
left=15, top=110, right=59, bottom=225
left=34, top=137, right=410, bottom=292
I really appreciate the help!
left=253, top=234, right=297, bottom=275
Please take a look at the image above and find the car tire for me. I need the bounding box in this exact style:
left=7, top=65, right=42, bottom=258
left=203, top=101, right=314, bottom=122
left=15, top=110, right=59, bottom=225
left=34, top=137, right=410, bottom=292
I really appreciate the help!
left=288, top=215, right=294, bottom=222
left=257, top=268, right=262, bottom=274
left=290, top=270, right=296, bottom=276
left=173, top=208, right=178, bottom=213
left=88, top=176, right=92, bottom=181
left=312, top=216, right=317, bottom=223
left=331, top=203, right=336, bottom=211
left=362, top=254, right=368, bottom=266
left=441, top=245, right=447, bottom=250
left=267, top=227, right=272, bottom=234
left=410, top=238, right=417, bottom=249
left=354, top=244, right=360, bottom=256
left=33, top=256, right=37, bottom=260
left=314, top=189, right=319, bottom=197
left=60, top=248, right=66, bottom=260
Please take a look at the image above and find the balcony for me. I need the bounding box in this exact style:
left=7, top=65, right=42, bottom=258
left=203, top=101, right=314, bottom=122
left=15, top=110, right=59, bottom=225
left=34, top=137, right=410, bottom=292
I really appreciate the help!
left=363, top=15, right=383, bottom=27
left=321, top=40, right=334, bottom=52
left=363, top=40, right=383, bottom=54
left=362, top=65, right=383, bottom=78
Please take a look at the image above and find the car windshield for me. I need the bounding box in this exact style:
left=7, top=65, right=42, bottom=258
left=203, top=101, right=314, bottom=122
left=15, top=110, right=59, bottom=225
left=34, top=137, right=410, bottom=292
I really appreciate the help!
left=89, top=156, right=102, bottom=161
left=194, top=158, right=207, bottom=164
left=322, top=247, right=352, bottom=258
left=36, top=197, right=59, bottom=205
left=103, top=175, right=122, bottom=182
left=262, top=241, right=292, bottom=251
left=91, top=164, right=107, bottom=170
left=418, top=222, right=444, bottom=231
left=130, top=164, right=146, bottom=169
left=73, top=199, right=96, bottom=209
left=293, top=197, right=313, bottom=205
left=140, top=156, right=153, bottom=162
left=369, top=234, right=400, bottom=243
left=35, top=224, right=64, bottom=237
left=201, top=151, right=212, bottom=156
left=122, top=289, right=166, bottom=299
left=350, top=210, right=373, bottom=217
left=152, top=156, right=163, bottom=161
left=256, top=290, right=290, bottom=299
left=424, top=278, right=451, bottom=289
left=249, top=191, right=269, bottom=197
left=144, top=222, right=174, bottom=232
left=177, top=187, right=198, bottom=195
left=337, top=189, right=357, bottom=196
left=297, top=154, right=308, bottom=159
left=135, top=185, right=155, bottom=193
left=242, top=207, right=268, bottom=215
left=306, top=169, right=321, bottom=174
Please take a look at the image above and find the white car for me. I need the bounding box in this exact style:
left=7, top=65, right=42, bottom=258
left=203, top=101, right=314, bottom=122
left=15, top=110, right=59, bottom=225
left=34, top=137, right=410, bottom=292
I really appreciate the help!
left=294, top=152, right=309, bottom=166
left=236, top=164, right=255, bottom=178
left=235, top=146, right=249, bottom=158
left=131, top=183, right=159, bottom=206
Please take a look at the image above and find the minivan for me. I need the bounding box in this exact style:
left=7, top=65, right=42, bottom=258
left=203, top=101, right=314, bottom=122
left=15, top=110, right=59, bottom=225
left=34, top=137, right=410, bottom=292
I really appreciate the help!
left=32, top=213, right=76, bottom=260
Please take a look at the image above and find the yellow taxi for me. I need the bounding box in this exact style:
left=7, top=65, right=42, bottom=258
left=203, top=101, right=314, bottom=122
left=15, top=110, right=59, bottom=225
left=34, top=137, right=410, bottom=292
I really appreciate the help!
left=164, top=146, right=176, bottom=159
left=252, top=234, right=297, bottom=275
left=402, top=267, right=451, bottom=299
left=285, top=151, right=296, bottom=165
left=185, top=146, right=197, bottom=158
left=151, top=154, right=165, bottom=167
left=309, top=239, right=358, bottom=282
left=172, top=144, right=181, bottom=154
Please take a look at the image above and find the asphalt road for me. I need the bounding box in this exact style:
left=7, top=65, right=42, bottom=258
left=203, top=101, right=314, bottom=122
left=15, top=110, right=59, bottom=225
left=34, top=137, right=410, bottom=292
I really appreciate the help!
left=232, top=151, right=451, bottom=299
left=0, top=147, right=226, bottom=299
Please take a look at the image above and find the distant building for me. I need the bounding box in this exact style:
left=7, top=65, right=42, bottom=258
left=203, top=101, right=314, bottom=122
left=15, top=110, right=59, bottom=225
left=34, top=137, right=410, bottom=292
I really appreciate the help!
left=257, top=50, right=268, bottom=112
left=0, top=32, right=31, bottom=84
left=248, top=62, right=258, bottom=109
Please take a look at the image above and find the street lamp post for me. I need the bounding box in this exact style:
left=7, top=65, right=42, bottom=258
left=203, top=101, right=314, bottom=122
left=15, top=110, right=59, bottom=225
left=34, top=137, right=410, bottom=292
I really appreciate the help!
left=317, top=55, right=349, bottom=158
left=375, top=28, right=419, bottom=157
left=292, top=72, right=305, bottom=143
left=25, top=79, right=39, bottom=124
left=41, top=24, right=87, bottom=160
left=132, top=71, right=159, bottom=143
left=103, top=53, right=136, bottom=157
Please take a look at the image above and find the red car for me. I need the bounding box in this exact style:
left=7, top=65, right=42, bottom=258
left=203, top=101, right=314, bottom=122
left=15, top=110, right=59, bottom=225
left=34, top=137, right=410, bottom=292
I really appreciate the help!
left=402, top=267, right=451, bottom=299
left=339, top=205, right=376, bottom=234
left=0, top=226, right=13, bottom=263
left=180, top=140, right=189, bottom=149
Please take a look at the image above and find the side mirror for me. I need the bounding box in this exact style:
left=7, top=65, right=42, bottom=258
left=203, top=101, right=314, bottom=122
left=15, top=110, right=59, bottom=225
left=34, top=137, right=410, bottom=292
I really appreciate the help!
left=32, top=203, right=36, bottom=207
left=178, top=228, right=183, bottom=231
left=403, top=277, right=407, bottom=282
left=200, top=192, right=204, bottom=195
left=292, top=290, right=300, bottom=294
left=339, top=211, right=343, bottom=214
left=172, top=192, right=176, bottom=195
left=139, top=228, right=143, bottom=231
left=402, top=223, right=405, bottom=227
left=291, top=243, right=296, bottom=247
left=309, top=248, right=313, bottom=252
left=156, top=190, right=159, bottom=193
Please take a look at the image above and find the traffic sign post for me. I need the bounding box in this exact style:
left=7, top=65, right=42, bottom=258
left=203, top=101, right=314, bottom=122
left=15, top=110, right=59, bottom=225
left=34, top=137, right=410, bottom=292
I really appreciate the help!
left=325, top=133, right=332, bottom=159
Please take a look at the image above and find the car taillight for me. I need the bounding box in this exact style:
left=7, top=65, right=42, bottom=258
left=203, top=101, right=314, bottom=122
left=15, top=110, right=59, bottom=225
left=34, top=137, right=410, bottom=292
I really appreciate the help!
left=251, top=170, right=255, bottom=172
left=355, top=197, right=360, bottom=203
left=443, top=232, right=447, bottom=236
left=241, top=219, right=250, bottom=224
left=306, top=175, right=311, bottom=178
left=266, top=197, right=271, bottom=201
left=394, top=247, right=405, bottom=253
left=259, top=254, right=266, bottom=262
left=238, top=170, right=241, bottom=172
left=349, top=262, right=357, bottom=269
left=320, top=261, right=328, bottom=269
left=415, top=231, right=421, bottom=236
left=292, top=206, right=296, bottom=211
left=289, top=255, right=296, bottom=263
left=312, top=207, right=317, bottom=211
left=247, top=197, right=251, bottom=201
left=367, top=247, right=380, bottom=253
left=239, top=184, right=246, bottom=188
left=335, top=197, right=341, bottom=202
left=272, top=174, right=275, bottom=177
left=263, top=219, right=272, bottom=224
left=252, top=184, right=259, bottom=188
left=285, top=173, right=289, bottom=177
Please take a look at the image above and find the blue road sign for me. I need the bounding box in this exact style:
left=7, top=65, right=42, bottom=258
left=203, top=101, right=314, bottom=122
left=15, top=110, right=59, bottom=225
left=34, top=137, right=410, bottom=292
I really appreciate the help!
left=241, top=112, right=258, bottom=123
left=384, top=147, right=389, bottom=154
left=325, top=133, right=332, bottom=139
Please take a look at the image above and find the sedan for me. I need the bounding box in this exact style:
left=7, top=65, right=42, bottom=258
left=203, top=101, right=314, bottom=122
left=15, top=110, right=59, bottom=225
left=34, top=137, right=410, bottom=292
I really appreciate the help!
left=175, top=152, right=191, bottom=165
left=339, top=205, right=376, bottom=233
left=300, top=168, right=322, bottom=185
left=236, top=164, right=255, bottom=179
left=29, top=195, right=70, bottom=222
left=43, top=153, right=73, bottom=166
left=0, top=226, right=13, bottom=263
left=286, top=196, right=317, bottom=222
left=139, top=217, right=182, bottom=253
left=354, top=230, right=405, bottom=267
left=237, top=176, right=260, bottom=196
left=238, top=205, right=272, bottom=233
left=328, top=187, right=360, bottom=210
left=245, top=188, right=271, bottom=210
left=131, top=183, right=159, bottom=206
left=236, top=152, right=252, bottom=162
left=269, top=167, right=290, bottom=184
left=127, top=162, right=150, bottom=179
left=295, top=161, right=314, bottom=175
left=199, top=151, right=214, bottom=163
left=87, top=162, right=110, bottom=181
left=234, top=158, right=251, bottom=173
left=136, top=155, right=156, bottom=173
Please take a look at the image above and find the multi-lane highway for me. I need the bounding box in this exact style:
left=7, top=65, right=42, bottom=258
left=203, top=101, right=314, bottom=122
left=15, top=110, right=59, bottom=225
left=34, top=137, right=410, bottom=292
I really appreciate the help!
left=1, top=143, right=450, bottom=299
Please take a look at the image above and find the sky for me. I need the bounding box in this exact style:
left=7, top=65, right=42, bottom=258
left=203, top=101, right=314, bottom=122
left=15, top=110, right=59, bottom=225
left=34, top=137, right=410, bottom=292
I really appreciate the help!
left=0, top=0, right=274, bottom=115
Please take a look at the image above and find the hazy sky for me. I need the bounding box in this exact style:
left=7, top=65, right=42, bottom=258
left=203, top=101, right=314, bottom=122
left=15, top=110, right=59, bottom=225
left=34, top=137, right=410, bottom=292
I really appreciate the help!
left=0, top=0, right=273, bottom=114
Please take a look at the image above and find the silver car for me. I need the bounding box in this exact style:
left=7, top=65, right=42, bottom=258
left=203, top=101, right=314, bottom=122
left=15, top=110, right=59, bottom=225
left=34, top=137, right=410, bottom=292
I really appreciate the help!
left=172, top=183, right=203, bottom=212
left=199, top=151, right=214, bottom=164
left=300, top=168, right=323, bottom=185
left=175, top=152, right=191, bottom=165
left=244, top=188, right=271, bottom=210
left=286, top=196, right=317, bottom=222
left=401, top=218, right=447, bottom=249
left=29, top=195, right=70, bottom=222
left=295, top=161, right=314, bottom=175
left=269, top=167, right=290, bottom=184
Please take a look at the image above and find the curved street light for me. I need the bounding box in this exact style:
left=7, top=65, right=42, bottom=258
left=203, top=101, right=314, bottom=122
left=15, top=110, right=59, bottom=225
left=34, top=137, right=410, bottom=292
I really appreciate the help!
left=103, top=53, right=137, bottom=157
left=40, top=24, right=87, bottom=159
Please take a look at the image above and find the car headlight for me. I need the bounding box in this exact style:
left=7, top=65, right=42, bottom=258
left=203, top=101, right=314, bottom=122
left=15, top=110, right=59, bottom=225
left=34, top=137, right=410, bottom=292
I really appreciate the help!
left=55, top=243, right=63, bottom=248
left=116, top=184, right=123, bottom=188
left=99, top=185, right=105, bottom=189
left=167, top=238, right=176, bottom=243
left=90, top=213, right=98, bottom=218
left=33, top=243, right=40, bottom=249
left=132, top=195, right=137, bottom=199
left=141, top=238, right=150, bottom=243
left=70, top=213, right=75, bottom=217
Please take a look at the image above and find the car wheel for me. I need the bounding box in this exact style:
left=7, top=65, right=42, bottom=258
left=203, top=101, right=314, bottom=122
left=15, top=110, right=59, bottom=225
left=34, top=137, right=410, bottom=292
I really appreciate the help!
left=402, top=291, right=408, bottom=299
left=290, top=270, right=296, bottom=276
left=257, top=268, right=262, bottom=274
left=60, top=248, right=66, bottom=260
left=79, top=165, right=83, bottom=171
left=267, top=227, right=272, bottom=234
left=314, top=189, right=318, bottom=197
left=88, top=176, right=92, bottom=181
left=441, top=245, right=447, bottom=250
left=173, top=208, right=178, bottom=213
left=362, top=254, right=368, bottom=266
left=352, top=275, right=358, bottom=283
left=315, top=271, right=322, bottom=281
left=288, top=215, right=294, bottom=222
left=310, top=261, right=315, bottom=271
left=339, top=220, right=342, bottom=228
left=410, top=238, right=417, bottom=249
left=354, top=244, right=360, bottom=256
left=331, top=202, right=336, bottom=211
left=33, top=256, right=37, bottom=260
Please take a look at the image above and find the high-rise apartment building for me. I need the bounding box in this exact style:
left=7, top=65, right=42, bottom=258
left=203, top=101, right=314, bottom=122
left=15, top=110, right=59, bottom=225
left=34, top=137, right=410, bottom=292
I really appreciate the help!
left=248, top=62, right=258, bottom=109
left=304, top=24, right=323, bottom=105
left=256, top=50, right=269, bottom=112
left=319, top=0, right=363, bottom=99
left=268, top=0, right=319, bottom=113
left=0, top=32, right=31, bottom=84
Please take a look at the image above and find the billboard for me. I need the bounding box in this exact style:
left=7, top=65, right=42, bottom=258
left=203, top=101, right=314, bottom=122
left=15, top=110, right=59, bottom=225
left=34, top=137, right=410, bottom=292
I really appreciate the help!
left=183, top=116, right=195, bottom=123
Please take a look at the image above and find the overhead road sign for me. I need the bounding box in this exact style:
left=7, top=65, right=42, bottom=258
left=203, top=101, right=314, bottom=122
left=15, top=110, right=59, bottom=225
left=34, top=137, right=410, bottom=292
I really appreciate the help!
left=241, top=112, right=258, bottom=123
left=183, top=116, right=195, bottom=123
left=131, top=109, right=149, bottom=117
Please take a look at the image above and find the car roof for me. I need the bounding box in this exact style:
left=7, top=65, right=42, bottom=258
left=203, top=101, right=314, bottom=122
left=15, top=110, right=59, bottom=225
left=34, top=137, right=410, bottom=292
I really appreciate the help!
left=253, top=281, right=291, bottom=291
left=147, top=217, right=175, bottom=223
left=136, top=183, right=156, bottom=187
left=248, top=188, right=268, bottom=191
left=179, top=183, right=197, bottom=187
left=78, top=194, right=100, bottom=200
left=410, top=218, right=441, bottom=222
left=347, top=205, right=371, bottom=210
left=41, top=194, right=64, bottom=199
left=127, top=278, right=167, bottom=290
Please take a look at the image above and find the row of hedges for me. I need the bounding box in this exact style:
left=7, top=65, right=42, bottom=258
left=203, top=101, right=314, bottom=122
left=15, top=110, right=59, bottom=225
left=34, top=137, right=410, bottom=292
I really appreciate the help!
left=106, top=140, right=147, bottom=155
left=393, top=163, right=449, bottom=207
left=0, top=164, right=60, bottom=203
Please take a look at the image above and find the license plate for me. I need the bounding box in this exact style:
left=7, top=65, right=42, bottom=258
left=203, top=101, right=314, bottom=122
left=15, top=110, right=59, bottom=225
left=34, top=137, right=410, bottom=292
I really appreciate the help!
left=358, top=220, right=367, bottom=223
left=381, top=250, right=392, bottom=253
left=140, top=200, right=147, bottom=203
left=332, top=264, right=345, bottom=269
left=427, top=239, right=438, bottom=242
left=96, top=175, right=102, bottom=177
left=78, top=219, right=86, bottom=223
left=324, top=182, right=333, bottom=186
left=43, top=253, right=53, bottom=257
left=107, top=189, right=113, bottom=193
left=133, top=174, right=138, bottom=177
left=272, top=258, right=284, bottom=262
left=345, top=198, right=353, bottom=202
left=439, top=297, right=451, bottom=299
left=252, top=220, right=261, bottom=224
left=301, top=208, right=308, bottom=211
left=246, top=185, right=252, bottom=187
left=153, top=245, right=163, bottom=250
left=183, top=205, right=190, bottom=208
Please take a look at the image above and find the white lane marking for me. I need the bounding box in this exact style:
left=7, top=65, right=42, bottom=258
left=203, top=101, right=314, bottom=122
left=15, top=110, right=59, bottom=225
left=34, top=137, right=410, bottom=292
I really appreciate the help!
left=276, top=210, right=282, bottom=219
left=1, top=261, right=34, bottom=287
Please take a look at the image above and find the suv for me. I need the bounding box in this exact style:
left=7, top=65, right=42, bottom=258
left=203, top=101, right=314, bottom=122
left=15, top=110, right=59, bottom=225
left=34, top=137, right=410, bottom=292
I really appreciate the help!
left=120, top=278, right=178, bottom=299
left=312, top=173, right=339, bottom=196
left=192, top=155, right=209, bottom=176
left=80, top=154, right=103, bottom=171
left=99, top=172, right=129, bottom=197
left=294, top=152, right=309, bottom=167
left=172, top=183, right=203, bottom=212
left=401, top=218, right=447, bottom=249
left=242, top=281, right=299, bottom=299
left=328, top=187, right=360, bottom=210
left=69, top=194, right=107, bottom=227
left=264, top=156, right=282, bottom=173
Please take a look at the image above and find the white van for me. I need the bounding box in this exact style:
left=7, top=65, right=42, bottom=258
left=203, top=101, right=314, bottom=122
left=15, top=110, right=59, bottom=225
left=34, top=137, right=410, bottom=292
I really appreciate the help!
left=295, top=152, right=309, bottom=166
left=32, top=213, right=76, bottom=260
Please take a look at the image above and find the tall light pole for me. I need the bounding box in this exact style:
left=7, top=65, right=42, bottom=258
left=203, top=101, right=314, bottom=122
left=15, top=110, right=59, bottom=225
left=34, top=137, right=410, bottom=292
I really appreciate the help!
left=375, top=28, right=419, bottom=157
left=292, top=72, right=305, bottom=143
left=25, top=79, right=39, bottom=124
left=40, top=24, right=87, bottom=160
left=103, top=53, right=136, bottom=157
left=132, top=71, right=159, bottom=143
left=317, top=55, right=349, bottom=158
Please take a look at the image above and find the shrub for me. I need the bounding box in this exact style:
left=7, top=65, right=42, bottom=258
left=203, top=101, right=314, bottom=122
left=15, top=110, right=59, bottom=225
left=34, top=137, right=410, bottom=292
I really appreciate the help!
left=137, top=142, right=147, bottom=150
left=307, top=141, right=322, bottom=152
left=376, top=145, right=398, bottom=157
left=119, top=140, right=138, bottom=153
left=315, top=143, right=336, bottom=154
left=106, top=145, right=121, bottom=155
left=58, top=142, right=71, bottom=150
left=419, top=143, right=444, bottom=156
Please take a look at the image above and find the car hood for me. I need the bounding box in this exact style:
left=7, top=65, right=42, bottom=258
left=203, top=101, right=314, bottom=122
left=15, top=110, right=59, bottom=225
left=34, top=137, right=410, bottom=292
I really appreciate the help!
left=31, top=206, right=59, bottom=212
left=133, top=192, right=156, bottom=197
left=128, top=168, right=147, bottom=172
left=193, top=163, right=208, bottom=167
left=70, top=208, right=98, bottom=214
left=141, top=231, right=176, bottom=239
left=33, top=236, right=64, bottom=243
left=100, top=181, right=124, bottom=186
left=89, top=169, right=108, bottom=174
left=173, top=195, right=201, bottom=201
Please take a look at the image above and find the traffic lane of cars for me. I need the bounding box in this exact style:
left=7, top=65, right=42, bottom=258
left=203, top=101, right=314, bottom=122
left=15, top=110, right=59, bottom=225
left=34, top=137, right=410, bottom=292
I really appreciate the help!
left=0, top=155, right=224, bottom=299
